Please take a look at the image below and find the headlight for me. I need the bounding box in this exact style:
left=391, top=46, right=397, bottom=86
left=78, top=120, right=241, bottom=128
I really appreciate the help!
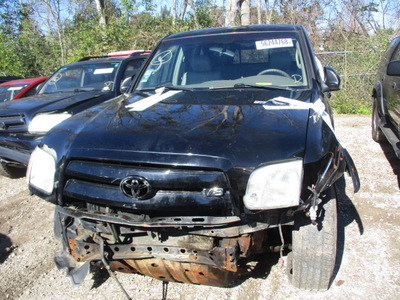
left=243, top=159, right=303, bottom=210
left=28, top=112, right=71, bottom=133
left=27, top=145, right=57, bottom=194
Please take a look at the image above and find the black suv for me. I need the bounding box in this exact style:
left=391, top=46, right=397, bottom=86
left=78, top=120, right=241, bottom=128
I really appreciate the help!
left=0, top=50, right=149, bottom=177
left=372, top=36, right=400, bottom=158
left=28, top=25, right=360, bottom=291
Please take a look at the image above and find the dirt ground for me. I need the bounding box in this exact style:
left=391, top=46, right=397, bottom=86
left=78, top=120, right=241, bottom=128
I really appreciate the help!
left=0, top=114, right=399, bottom=300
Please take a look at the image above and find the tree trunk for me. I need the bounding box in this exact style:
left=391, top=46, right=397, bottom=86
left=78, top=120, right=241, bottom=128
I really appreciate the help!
left=172, top=0, right=177, bottom=25
left=225, top=0, right=237, bottom=26
left=257, top=0, right=262, bottom=24
left=180, top=0, right=188, bottom=19
left=265, top=0, right=276, bottom=24
left=43, top=0, right=66, bottom=65
left=240, top=0, right=250, bottom=25
left=94, top=0, right=107, bottom=26
left=188, top=0, right=199, bottom=28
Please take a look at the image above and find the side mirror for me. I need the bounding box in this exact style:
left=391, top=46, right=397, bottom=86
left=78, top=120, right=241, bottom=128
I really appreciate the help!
left=387, top=60, right=400, bottom=76
left=120, top=77, right=133, bottom=94
left=323, top=66, right=340, bottom=92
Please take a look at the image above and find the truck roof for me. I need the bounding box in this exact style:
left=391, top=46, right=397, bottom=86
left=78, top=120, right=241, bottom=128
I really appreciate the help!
left=164, top=24, right=305, bottom=40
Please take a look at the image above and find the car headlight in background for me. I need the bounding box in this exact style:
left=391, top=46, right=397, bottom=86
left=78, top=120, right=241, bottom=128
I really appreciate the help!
left=243, top=159, right=303, bottom=210
left=28, top=112, right=72, bottom=133
left=27, top=145, right=57, bottom=195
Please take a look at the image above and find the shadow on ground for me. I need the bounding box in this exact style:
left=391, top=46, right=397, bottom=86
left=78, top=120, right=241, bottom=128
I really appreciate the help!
left=0, top=233, right=13, bottom=264
left=333, top=176, right=364, bottom=281
left=379, top=141, right=400, bottom=189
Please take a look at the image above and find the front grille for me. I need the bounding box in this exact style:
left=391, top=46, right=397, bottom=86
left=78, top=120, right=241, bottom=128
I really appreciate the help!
left=0, top=114, right=27, bottom=132
left=62, top=160, right=234, bottom=215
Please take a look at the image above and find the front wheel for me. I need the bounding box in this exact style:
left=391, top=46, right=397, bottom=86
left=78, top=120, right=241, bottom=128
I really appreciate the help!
left=287, top=186, right=337, bottom=290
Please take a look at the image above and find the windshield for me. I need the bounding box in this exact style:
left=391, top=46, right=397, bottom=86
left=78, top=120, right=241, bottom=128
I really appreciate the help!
left=137, top=31, right=308, bottom=92
left=0, top=84, right=29, bottom=102
left=40, top=62, right=120, bottom=94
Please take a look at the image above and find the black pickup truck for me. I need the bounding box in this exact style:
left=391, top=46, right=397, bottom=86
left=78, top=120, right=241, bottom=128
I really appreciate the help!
left=0, top=50, right=149, bottom=177
left=28, top=25, right=360, bottom=291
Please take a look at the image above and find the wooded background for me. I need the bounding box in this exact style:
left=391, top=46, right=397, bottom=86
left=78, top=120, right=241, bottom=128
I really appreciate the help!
left=1, top=0, right=399, bottom=113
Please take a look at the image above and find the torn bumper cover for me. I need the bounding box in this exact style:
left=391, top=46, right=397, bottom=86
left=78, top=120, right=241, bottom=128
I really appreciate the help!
left=52, top=205, right=295, bottom=287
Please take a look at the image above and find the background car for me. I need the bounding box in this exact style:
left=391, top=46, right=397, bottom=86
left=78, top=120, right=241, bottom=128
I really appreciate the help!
left=0, top=50, right=150, bottom=178
left=372, top=36, right=400, bottom=158
left=0, top=77, right=48, bottom=102
left=0, top=73, right=23, bottom=84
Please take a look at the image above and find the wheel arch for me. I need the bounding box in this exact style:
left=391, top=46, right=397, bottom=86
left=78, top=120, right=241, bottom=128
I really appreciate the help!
left=373, top=82, right=387, bottom=116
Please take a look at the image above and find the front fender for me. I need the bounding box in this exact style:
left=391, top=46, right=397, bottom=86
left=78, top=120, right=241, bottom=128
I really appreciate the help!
left=304, top=110, right=360, bottom=194
left=342, top=147, right=360, bottom=193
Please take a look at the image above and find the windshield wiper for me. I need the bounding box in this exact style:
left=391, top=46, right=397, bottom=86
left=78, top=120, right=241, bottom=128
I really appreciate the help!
left=139, top=85, right=193, bottom=92
left=210, top=83, right=294, bottom=91
left=40, top=90, right=76, bottom=94
left=73, top=88, right=102, bottom=93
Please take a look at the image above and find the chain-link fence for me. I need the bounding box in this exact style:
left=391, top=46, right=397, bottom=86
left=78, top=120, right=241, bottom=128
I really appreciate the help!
left=316, top=50, right=384, bottom=113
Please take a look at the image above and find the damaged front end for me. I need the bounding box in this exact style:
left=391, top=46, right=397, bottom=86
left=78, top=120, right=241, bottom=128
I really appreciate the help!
left=54, top=209, right=258, bottom=287
left=49, top=136, right=358, bottom=288
left=26, top=25, right=361, bottom=292
left=27, top=95, right=360, bottom=288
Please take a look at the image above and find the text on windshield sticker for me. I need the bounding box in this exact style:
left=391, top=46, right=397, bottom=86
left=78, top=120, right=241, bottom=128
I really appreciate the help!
left=256, top=39, right=294, bottom=50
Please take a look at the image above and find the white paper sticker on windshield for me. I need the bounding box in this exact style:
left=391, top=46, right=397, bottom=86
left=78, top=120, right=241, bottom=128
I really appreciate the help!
left=94, top=68, right=114, bottom=74
left=8, top=87, right=24, bottom=91
left=256, top=39, right=293, bottom=50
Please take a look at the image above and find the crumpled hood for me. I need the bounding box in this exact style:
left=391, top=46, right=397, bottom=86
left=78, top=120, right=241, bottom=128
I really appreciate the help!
left=0, top=90, right=107, bottom=119
left=56, top=89, right=316, bottom=170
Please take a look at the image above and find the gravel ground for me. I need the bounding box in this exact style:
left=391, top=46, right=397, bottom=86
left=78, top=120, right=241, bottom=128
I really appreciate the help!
left=0, top=114, right=399, bottom=300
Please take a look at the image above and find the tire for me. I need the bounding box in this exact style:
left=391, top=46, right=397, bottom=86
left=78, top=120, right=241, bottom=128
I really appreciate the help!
left=0, top=162, right=26, bottom=178
left=287, top=186, right=337, bottom=290
left=372, top=99, right=385, bottom=143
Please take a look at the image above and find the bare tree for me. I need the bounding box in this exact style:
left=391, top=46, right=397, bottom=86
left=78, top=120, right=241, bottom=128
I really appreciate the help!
left=188, top=0, right=199, bottom=28
left=172, top=0, right=177, bottom=24
left=343, top=0, right=369, bottom=35
left=374, top=0, right=399, bottom=30
left=324, top=0, right=390, bottom=36
left=257, top=0, right=262, bottom=24
left=225, top=0, right=237, bottom=26
left=225, top=0, right=251, bottom=26
left=30, top=0, right=67, bottom=64
left=180, top=0, right=188, bottom=19
left=240, top=0, right=250, bottom=25
left=94, top=0, right=107, bottom=26
left=264, top=0, right=274, bottom=24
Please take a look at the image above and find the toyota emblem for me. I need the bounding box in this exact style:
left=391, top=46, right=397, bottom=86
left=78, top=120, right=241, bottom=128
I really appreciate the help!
left=120, top=176, right=152, bottom=200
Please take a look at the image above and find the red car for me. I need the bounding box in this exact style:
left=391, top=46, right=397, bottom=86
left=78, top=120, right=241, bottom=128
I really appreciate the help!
left=0, top=77, right=48, bottom=102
